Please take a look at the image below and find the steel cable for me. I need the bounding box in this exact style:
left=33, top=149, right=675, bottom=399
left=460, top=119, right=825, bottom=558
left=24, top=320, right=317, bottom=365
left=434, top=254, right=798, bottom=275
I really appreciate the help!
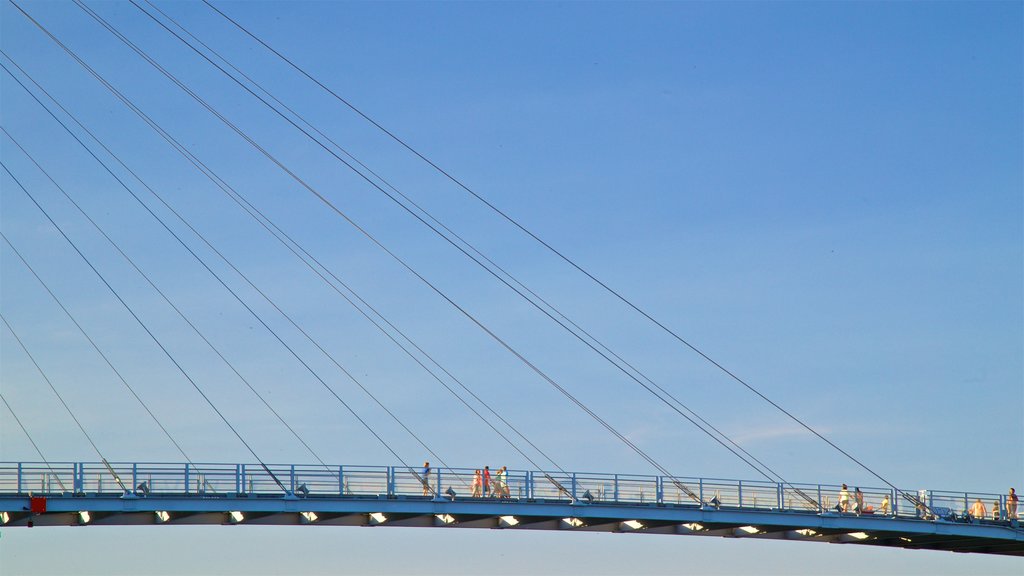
left=199, top=0, right=917, bottom=503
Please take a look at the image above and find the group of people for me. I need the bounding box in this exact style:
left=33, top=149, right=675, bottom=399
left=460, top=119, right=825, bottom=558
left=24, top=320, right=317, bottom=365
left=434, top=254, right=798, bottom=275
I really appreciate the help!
left=417, top=462, right=511, bottom=499
left=471, top=465, right=509, bottom=498
left=838, top=483, right=1020, bottom=521
left=969, top=487, right=1019, bottom=521
left=838, top=484, right=881, bottom=514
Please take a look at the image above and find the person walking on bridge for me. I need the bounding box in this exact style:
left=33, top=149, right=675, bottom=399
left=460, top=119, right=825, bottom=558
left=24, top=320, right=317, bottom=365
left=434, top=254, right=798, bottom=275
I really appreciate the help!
left=495, top=466, right=508, bottom=498
left=471, top=470, right=482, bottom=497
left=420, top=461, right=431, bottom=496
left=1008, top=488, right=1018, bottom=520
left=970, top=498, right=987, bottom=520
left=839, top=484, right=850, bottom=513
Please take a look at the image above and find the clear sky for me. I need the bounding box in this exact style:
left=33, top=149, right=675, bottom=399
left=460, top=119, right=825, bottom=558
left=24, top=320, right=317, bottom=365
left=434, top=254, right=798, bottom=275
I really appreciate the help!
left=0, top=1, right=1021, bottom=574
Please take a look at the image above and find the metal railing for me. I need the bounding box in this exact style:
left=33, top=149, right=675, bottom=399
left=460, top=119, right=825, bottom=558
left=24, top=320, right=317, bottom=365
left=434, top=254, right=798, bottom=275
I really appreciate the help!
left=0, top=461, right=1016, bottom=523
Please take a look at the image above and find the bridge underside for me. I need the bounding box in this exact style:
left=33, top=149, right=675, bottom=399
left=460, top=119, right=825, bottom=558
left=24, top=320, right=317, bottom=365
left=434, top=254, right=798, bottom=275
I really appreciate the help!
left=3, top=495, right=1020, bottom=556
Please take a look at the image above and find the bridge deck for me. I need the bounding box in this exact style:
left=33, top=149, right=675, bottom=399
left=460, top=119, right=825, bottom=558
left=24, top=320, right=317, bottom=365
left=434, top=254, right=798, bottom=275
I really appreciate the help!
left=1, top=462, right=1020, bottom=556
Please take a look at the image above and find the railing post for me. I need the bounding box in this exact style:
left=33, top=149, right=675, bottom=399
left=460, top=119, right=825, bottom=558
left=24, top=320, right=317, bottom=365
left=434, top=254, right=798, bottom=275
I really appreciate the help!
left=738, top=480, right=743, bottom=508
left=699, top=478, right=704, bottom=505
left=17, top=462, right=22, bottom=495
left=777, top=483, right=783, bottom=510
left=235, top=465, right=241, bottom=494
left=132, top=463, right=138, bottom=493
left=928, top=491, right=934, bottom=517
left=571, top=473, right=577, bottom=501
left=387, top=466, right=395, bottom=496
left=339, top=466, right=345, bottom=496
left=435, top=467, right=441, bottom=498
left=527, top=471, right=533, bottom=499
left=615, top=475, right=620, bottom=503
left=817, top=485, right=822, bottom=513
left=892, top=488, right=898, bottom=516
left=656, top=476, right=664, bottom=504
left=290, top=465, right=296, bottom=494
left=184, top=463, right=190, bottom=496
left=240, top=464, right=246, bottom=494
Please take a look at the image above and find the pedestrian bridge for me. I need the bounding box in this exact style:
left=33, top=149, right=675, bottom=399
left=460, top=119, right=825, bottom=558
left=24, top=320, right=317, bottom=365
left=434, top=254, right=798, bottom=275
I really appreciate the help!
left=1, top=461, right=1020, bottom=556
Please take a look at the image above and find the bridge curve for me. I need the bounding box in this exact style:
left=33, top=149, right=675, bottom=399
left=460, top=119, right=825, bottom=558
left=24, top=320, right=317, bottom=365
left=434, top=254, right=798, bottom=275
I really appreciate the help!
left=1, top=461, right=1020, bottom=556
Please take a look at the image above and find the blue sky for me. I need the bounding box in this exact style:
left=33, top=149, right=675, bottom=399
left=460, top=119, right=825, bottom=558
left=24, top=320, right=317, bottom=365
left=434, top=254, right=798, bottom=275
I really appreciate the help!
left=1, top=1, right=1021, bottom=574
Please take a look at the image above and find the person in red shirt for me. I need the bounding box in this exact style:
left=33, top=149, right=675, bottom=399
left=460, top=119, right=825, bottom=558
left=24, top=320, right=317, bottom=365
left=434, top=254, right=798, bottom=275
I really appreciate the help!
left=483, top=466, right=492, bottom=497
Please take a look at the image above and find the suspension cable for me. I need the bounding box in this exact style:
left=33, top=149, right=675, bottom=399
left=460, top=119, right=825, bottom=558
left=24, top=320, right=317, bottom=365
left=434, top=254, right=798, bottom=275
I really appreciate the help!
left=200, top=0, right=914, bottom=500
left=1, top=125, right=333, bottom=474
left=1, top=160, right=289, bottom=493
left=0, top=313, right=124, bottom=491
left=0, top=59, right=439, bottom=486
left=0, top=51, right=565, bottom=483
left=0, top=392, right=69, bottom=492
left=44, top=0, right=681, bottom=487
left=132, top=0, right=793, bottom=488
left=1, top=230, right=193, bottom=464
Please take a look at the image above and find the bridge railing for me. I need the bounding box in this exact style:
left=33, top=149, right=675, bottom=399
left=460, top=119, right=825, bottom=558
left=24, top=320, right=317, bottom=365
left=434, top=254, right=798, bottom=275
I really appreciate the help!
left=572, top=473, right=658, bottom=504
left=928, top=490, right=1010, bottom=521
left=0, top=463, right=75, bottom=494
left=0, top=462, right=1011, bottom=521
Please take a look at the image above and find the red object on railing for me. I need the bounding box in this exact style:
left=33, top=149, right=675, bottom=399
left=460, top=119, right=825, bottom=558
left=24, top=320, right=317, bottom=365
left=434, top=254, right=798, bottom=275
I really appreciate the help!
left=29, top=497, right=46, bottom=514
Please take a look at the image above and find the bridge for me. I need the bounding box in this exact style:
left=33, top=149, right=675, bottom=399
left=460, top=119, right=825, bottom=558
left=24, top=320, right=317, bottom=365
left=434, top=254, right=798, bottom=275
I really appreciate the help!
left=2, top=461, right=1021, bottom=556
left=0, top=2, right=1020, bottom=572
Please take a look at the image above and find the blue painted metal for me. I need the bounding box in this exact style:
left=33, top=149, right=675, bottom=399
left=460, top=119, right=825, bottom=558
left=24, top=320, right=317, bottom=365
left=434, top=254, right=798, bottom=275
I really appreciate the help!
left=0, top=461, right=1019, bottom=555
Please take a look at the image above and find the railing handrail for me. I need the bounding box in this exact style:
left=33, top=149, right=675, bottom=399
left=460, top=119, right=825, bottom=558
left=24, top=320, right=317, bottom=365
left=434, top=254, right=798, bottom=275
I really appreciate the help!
left=0, top=461, right=1012, bottom=505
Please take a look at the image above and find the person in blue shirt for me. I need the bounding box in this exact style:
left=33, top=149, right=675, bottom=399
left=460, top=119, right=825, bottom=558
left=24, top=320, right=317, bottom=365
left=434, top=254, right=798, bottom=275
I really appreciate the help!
left=421, top=461, right=431, bottom=496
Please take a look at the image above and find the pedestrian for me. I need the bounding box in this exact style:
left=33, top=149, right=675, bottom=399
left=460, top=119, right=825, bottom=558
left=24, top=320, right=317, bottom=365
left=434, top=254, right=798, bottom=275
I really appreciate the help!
left=471, top=469, right=482, bottom=498
left=854, top=488, right=864, bottom=515
left=992, top=500, right=1001, bottom=521
left=970, top=498, right=986, bottom=519
left=420, top=461, right=431, bottom=496
left=1008, top=488, right=1019, bottom=520
left=839, top=484, right=850, bottom=513
left=495, top=466, right=508, bottom=498
left=879, top=494, right=891, bottom=515
left=483, top=466, right=492, bottom=497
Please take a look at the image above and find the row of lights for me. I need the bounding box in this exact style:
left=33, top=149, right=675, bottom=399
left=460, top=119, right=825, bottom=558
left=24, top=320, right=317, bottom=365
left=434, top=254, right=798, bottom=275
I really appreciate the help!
left=207, top=514, right=875, bottom=543
left=75, top=510, right=173, bottom=525
left=1, top=506, right=883, bottom=541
